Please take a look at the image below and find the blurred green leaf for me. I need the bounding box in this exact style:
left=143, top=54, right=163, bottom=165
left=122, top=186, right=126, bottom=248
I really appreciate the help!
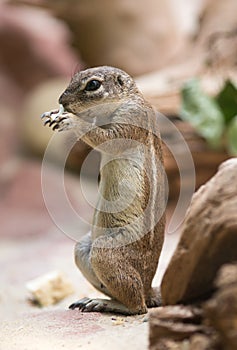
left=180, top=79, right=225, bottom=148
left=226, top=115, right=237, bottom=155
left=216, top=80, right=237, bottom=124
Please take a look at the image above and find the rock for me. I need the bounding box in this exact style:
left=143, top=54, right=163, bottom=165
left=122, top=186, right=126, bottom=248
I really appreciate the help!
left=161, top=158, right=237, bottom=305
left=150, top=334, right=218, bottom=350
left=26, top=270, right=74, bottom=306
left=204, top=263, right=237, bottom=350
left=149, top=265, right=236, bottom=350
left=214, top=263, right=237, bottom=289
left=150, top=338, right=186, bottom=350
left=149, top=305, right=207, bottom=347
left=149, top=305, right=203, bottom=323
left=189, top=334, right=219, bottom=350
left=149, top=318, right=204, bottom=343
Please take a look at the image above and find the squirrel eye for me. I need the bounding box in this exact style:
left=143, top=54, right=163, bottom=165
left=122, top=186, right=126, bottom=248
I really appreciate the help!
left=84, top=79, right=102, bottom=92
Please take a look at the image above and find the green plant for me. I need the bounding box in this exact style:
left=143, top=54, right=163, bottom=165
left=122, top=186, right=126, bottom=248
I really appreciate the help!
left=180, top=79, right=237, bottom=155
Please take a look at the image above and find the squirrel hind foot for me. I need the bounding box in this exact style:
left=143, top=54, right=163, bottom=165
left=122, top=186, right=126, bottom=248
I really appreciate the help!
left=69, top=297, right=147, bottom=315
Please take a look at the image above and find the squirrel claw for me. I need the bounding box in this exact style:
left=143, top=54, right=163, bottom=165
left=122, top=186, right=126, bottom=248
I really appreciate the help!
left=42, top=111, right=68, bottom=130
left=69, top=297, right=91, bottom=311
left=41, top=104, right=65, bottom=122
left=69, top=297, right=107, bottom=312
left=43, top=119, right=51, bottom=126
left=41, top=109, right=59, bottom=120
left=49, top=120, right=57, bottom=127
left=52, top=123, right=59, bottom=131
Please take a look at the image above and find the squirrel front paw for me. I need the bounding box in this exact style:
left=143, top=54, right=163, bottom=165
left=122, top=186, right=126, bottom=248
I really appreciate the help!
left=41, top=105, right=74, bottom=132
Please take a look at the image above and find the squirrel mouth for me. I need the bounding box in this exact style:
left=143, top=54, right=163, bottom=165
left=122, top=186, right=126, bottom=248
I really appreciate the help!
left=61, top=105, right=74, bottom=114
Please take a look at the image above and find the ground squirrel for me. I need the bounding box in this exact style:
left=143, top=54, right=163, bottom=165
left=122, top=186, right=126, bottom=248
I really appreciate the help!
left=41, top=66, right=166, bottom=315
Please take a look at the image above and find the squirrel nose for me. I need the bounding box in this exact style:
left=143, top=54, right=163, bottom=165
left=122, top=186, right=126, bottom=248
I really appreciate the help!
left=58, top=91, right=71, bottom=106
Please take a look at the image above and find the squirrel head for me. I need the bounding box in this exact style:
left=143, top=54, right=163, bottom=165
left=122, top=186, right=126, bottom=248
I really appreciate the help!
left=58, top=66, right=141, bottom=115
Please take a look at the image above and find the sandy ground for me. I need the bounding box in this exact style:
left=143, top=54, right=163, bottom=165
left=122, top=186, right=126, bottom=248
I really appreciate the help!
left=0, top=167, right=181, bottom=350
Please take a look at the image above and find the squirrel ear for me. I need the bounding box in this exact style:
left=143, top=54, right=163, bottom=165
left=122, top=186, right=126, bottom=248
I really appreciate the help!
left=117, top=75, right=124, bottom=87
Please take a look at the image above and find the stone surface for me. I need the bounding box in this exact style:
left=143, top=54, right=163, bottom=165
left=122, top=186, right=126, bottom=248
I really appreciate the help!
left=149, top=305, right=202, bottom=323
left=189, top=334, right=218, bottom=350
left=148, top=304, right=221, bottom=350
left=149, top=305, right=207, bottom=347
left=161, top=158, right=237, bottom=305
left=204, top=263, right=237, bottom=350
left=149, top=335, right=217, bottom=350
left=150, top=338, right=186, bottom=350
left=214, top=263, right=237, bottom=289
left=150, top=319, right=204, bottom=343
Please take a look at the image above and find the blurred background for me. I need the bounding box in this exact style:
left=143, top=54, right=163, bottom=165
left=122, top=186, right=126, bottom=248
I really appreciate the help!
left=0, top=0, right=236, bottom=345
left=1, top=0, right=236, bottom=235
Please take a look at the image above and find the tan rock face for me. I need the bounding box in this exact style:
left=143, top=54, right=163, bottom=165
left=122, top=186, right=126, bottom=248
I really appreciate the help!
left=204, top=263, right=237, bottom=350
left=161, top=158, right=237, bottom=305
left=149, top=305, right=204, bottom=343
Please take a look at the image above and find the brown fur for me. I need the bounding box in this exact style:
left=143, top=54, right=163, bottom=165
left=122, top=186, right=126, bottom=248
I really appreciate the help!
left=41, top=66, right=166, bottom=314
